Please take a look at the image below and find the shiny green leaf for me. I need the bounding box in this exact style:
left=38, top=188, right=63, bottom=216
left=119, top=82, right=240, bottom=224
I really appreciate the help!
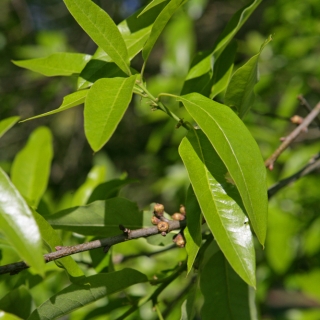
left=184, top=185, right=202, bottom=275
left=32, top=209, right=84, bottom=280
left=11, top=127, right=53, bottom=207
left=181, top=0, right=261, bottom=96
left=138, top=0, right=167, bottom=17
left=142, top=0, right=185, bottom=63
left=0, top=311, right=22, bottom=320
left=200, top=251, right=258, bottom=319
left=47, top=198, right=143, bottom=236
left=72, top=166, right=106, bottom=206
left=27, top=269, right=148, bottom=320
left=0, top=168, right=45, bottom=275
left=63, top=0, right=130, bottom=74
left=0, top=116, right=20, bottom=139
left=178, top=93, right=268, bottom=245
left=84, top=76, right=136, bottom=152
left=225, top=35, right=272, bottom=118
left=179, top=130, right=256, bottom=286
left=20, top=90, right=88, bottom=122
left=12, top=53, right=91, bottom=76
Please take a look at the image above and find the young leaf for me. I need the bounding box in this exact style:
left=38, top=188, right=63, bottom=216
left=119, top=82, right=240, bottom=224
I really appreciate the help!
left=200, top=250, right=258, bottom=319
left=178, top=93, right=268, bottom=246
left=20, top=90, right=88, bottom=122
left=0, top=311, right=22, bottom=320
left=11, top=127, right=53, bottom=207
left=181, top=0, right=261, bottom=96
left=210, top=41, right=237, bottom=98
left=71, top=165, right=106, bottom=206
left=179, top=130, right=256, bottom=286
left=0, top=116, right=20, bottom=139
left=84, top=76, right=136, bottom=152
left=142, top=0, right=185, bottom=63
left=63, top=0, right=130, bottom=75
left=0, top=168, right=45, bottom=275
left=225, top=35, right=272, bottom=118
left=12, top=53, right=91, bottom=77
left=27, top=269, right=148, bottom=320
left=47, top=198, right=143, bottom=236
left=32, top=209, right=84, bottom=281
left=138, top=0, right=167, bottom=17
left=184, top=185, right=202, bottom=275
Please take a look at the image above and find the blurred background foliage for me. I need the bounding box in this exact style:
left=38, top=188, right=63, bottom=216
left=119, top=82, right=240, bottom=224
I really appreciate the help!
left=1, top=0, right=320, bottom=319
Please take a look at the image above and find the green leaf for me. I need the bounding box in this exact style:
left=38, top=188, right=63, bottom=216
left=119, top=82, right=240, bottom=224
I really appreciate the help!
left=225, top=35, right=272, bottom=118
left=0, top=311, right=22, bottom=320
left=0, top=168, right=45, bottom=275
left=87, top=178, right=137, bottom=204
left=142, top=0, right=185, bottom=63
left=138, top=0, right=167, bottom=17
left=184, top=185, right=202, bottom=275
left=63, top=0, right=130, bottom=75
left=0, top=116, right=20, bottom=139
left=27, top=269, right=148, bottom=320
left=178, top=93, right=268, bottom=246
left=72, top=166, right=106, bottom=206
left=32, top=209, right=84, bottom=280
left=181, top=0, right=261, bottom=96
left=20, top=90, right=88, bottom=122
left=0, top=286, right=33, bottom=319
left=12, top=53, right=91, bottom=77
left=11, top=127, right=53, bottom=207
left=200, top=251, right=258, bottom=319
left=179, top=130, right=256, bottom=286
left=47, top=198, right=143, bottom=237
left=210, top=41, right=237, bottom=98
left=84, top=76, right=136, bottom=152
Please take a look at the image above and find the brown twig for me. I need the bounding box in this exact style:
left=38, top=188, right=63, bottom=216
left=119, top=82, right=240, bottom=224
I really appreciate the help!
left=0, top=220, right=186, bottom=276
left=268, top=153, right=320, bottom=198
left=265, top=101, right=320, bottom=169
left=297, top=95, right=320, bottom=127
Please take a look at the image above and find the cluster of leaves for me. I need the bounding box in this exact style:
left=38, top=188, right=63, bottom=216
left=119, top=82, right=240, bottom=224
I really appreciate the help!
left=1, top=0, right=320, bottom=319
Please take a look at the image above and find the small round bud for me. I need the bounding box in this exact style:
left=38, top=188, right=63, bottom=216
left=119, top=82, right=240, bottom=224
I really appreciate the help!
left=161, top=231, right=167, bottom=237
left=151, top=216, right=161, bottom=225
left=157, top=221, right=169, bottom=232
left=179, top=204, right=186, bottom=216
left=173, top=233, right=185, bottom=248
left=172, top=213, right=185, bottom=221
left=154, top=203, right=164, bottom=217
left=291, top=115, right=303, bottom=125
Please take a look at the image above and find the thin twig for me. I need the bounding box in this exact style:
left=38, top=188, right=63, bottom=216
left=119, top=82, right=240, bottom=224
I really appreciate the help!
left=297, top=95, right=320, bottom=127
left=0, top=220, right=186, bottom=276
left=268, top=153, right=320, bottom=199
left=265, top=101, right=320, bottom=169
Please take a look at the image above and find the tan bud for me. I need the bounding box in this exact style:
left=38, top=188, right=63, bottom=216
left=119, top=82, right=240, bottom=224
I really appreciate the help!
left=151, top=216, right=161, bottom=225
left=154, top=203, right=164, bottom=216
left=179, top=204, right=186, bottom=215
left=173, top=233, right=185, bottom=248
left=172, top=213, right=185, bottom=221
left=157, top=221, right=169, bottom=232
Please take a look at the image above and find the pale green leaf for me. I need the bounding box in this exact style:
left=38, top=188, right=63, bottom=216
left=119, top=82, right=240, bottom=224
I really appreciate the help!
left=11, top=127, right=53, bottom=207
left=32, top=209, right=84, bottom=280
left=178, top=93, right=268, bottom=245
left=20, top=90, right=88, bottom=122
left=12, top=53, right=91, bottom=77
left=225, top=35, right=272, bottom=118
left=210, top=41, right=237, bottom=98
left=179, top=130, right=256, bottom=286
left=184, top=185, right=202, bottom=275
left=84, top=76, right=136, bottom=152
left=0, top=116, right=20, bottom=139
left=63, top=0, right=130, bottom=74
left=142, top=0, right=185, bottom=62
left=72, top=165, right=106, bottom=206
left=0, top=168, right=45, bottom=275
left=0, top=311, right=23, bottom=320
left=200, top=251, right=258, bottom=319
left=27, top=269, right=148, bottom=320
left=47, top=198, right=143, bottom=237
